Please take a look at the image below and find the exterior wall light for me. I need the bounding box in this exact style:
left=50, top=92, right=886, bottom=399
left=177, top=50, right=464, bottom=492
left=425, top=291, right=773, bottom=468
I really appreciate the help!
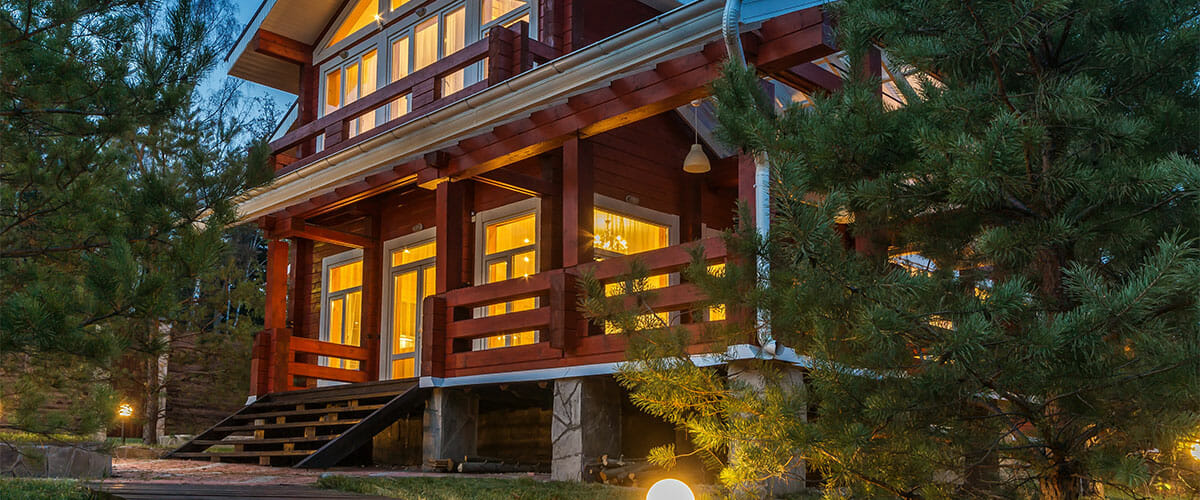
left=646, top=478, right=695, bottom=500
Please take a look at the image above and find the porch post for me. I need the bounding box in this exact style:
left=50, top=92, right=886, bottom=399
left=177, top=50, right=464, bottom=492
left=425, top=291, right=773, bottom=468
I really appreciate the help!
left=561, top=136, right=593, bottom=268
left=361, top=212, right=383, bottom=381
left=263, top=238, right=290, bottom=395
left=435, top=180, right=472, bottom=294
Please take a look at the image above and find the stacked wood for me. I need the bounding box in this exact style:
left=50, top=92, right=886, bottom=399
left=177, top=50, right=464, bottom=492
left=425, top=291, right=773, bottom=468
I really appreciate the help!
left=426, top=456, right=541, bottom=474
left=584, top=455, right=657, bottom=486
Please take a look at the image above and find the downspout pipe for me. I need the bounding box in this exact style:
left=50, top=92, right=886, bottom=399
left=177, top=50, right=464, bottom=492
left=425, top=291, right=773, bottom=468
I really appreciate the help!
left=722, top=0, right=777, bottom=357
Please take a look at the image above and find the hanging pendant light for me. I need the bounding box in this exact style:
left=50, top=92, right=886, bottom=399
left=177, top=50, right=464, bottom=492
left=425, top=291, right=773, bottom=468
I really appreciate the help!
left=683, top=99, right=710, bottom=173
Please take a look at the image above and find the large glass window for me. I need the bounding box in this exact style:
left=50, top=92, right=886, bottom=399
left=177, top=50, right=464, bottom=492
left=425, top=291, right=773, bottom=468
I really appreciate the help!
left=323, top=259, right=363, bottom=371
left=595, top=208, right=672, bottom=332
left=329, top=0, right=380, bottom=47
left=476, top=211, right=538, bottom=349
left=324, top=49, right=380, bottom=138
left=385, top=240, right=435, bottom=379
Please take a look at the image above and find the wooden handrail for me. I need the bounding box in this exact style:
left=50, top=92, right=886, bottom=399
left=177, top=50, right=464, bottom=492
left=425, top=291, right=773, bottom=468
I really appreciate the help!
left=289, top=336, right=370, bottom=361
left=579, top=236, right=727, bottom=281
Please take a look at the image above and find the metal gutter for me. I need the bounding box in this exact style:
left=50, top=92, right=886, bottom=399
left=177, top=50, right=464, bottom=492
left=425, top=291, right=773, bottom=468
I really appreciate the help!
left=232, top=0, right=727, bottom=223
left=418, top=344, right=814, bottom=388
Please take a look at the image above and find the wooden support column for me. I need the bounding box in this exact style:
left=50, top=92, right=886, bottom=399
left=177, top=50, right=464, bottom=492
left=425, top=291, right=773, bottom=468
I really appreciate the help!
left=435, top=180, right=472, bottom=293
left=561, top=136, right=593, bottom=267
left=361, top=213, right=384, bottom=381
left=263, top=239, right=291, bottom=394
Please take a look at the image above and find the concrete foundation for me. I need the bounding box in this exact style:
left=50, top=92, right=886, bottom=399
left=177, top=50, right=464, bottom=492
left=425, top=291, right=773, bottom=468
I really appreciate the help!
left=550, top=377, right=622, bottom=481
left=422, top=388, right=478, bottom=468
left=728, top=361, right=808, bottom=496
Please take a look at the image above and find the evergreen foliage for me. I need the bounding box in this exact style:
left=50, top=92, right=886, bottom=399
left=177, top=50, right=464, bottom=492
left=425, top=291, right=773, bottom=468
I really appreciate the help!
left=585, top=1, right=1200, bottom=498
left=0, top=0, right=273, bottom=436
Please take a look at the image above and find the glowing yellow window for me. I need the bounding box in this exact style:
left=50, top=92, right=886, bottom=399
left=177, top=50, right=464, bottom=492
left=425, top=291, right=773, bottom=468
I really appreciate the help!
left=478, top=212, right=538, bottom=349
left=325, top=260, right=363, bottom=371
left=707, top=263, right=726, bottom=321
left=594, top=208, right=671, bottom=332
left=388, top=241, right=435, bottom=379
left=482, top=0, right=527, bottom=24
left=329, top=0, right=379, bottom=47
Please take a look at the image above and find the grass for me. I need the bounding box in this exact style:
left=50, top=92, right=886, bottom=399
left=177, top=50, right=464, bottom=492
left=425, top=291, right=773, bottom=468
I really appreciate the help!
left=317, top=475, right=648, bottom=500
left=0, top=432, right=98, bottom=446
left=0, top=479, right=100, bottom=500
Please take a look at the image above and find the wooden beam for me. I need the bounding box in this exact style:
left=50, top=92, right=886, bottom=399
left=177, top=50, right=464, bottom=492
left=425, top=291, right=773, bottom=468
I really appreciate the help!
left=754, top=12, right=836, bottom=72
left=562, top=136, right=594, bottom=267
left=476, top=168, right=555, bottom=197
left=290, top=238, right=313, bottom=338
left=252, top=29, right=312, bottom=66
left=774, top=62, right=843, bottom=94
left=273, top=218, right=373, bottom=249
left=737, top=154, right=756, bottom=230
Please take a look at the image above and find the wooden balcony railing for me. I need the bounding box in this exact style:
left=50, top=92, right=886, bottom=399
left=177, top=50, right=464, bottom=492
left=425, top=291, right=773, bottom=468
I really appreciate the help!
left=423, top=237, right=730, bottom=379
left=269, top=22, right=556, bottom=175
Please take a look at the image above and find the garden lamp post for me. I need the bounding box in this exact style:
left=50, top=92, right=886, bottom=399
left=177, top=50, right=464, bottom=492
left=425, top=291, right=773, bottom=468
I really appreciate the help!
left=118, top=403, right=133, bottom=445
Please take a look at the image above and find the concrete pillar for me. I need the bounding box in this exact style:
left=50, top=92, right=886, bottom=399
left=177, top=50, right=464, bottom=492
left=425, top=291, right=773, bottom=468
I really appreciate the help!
left=551, top=377, right=622, bottom=481
left=728, top=361, right=807, bottom=496
left=422, top=388, right=478, bottom=467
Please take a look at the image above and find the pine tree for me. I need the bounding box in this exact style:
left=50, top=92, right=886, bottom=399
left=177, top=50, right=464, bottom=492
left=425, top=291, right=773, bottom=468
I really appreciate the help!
left=586, top=1, right=1200, bottom=498
left=0, top=0, right=272, bottom=436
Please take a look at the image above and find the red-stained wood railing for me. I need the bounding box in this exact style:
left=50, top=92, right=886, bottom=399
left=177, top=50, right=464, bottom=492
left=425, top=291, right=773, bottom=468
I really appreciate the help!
left=270, top=22, right=556, bottom=174
left=423, top=237, right=730, bottom=379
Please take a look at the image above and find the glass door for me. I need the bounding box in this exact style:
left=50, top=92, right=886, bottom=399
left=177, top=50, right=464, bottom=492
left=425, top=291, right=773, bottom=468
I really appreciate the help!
left=384, top=240, right=436, bottom=379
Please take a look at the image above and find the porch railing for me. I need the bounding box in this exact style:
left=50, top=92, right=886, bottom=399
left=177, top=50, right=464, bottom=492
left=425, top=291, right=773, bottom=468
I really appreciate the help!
left=253, top=237, right=732, bottom=394
left=423, top=236, right=731, bottom=379
left=269, top=22, right=556, bottom=175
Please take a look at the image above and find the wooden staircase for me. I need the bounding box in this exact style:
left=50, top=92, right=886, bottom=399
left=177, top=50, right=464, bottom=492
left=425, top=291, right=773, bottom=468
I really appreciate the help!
left=167, top=379, right=424, bottom=468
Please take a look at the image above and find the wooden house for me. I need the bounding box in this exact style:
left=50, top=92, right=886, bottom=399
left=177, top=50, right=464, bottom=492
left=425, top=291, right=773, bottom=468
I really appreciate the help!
left=168, top=0, right=897, bottom=484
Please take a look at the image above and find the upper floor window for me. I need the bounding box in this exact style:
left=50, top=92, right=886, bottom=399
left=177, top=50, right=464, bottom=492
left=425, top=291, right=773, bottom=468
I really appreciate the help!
left=329, top=0, right=381, bottom=47
left=481, top=0, right=528, bottom=28
left=325, top=49, right=380, bottom=137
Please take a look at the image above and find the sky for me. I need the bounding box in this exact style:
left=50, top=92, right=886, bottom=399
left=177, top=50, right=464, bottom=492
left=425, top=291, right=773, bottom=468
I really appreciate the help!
left=198, top=1, right=294, bottom=127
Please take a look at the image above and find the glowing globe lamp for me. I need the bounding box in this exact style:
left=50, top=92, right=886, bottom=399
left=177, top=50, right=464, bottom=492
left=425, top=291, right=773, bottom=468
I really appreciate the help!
left=646, top=478, right=695, bottom=500
left=1191, top=442, right=1200, bottom=461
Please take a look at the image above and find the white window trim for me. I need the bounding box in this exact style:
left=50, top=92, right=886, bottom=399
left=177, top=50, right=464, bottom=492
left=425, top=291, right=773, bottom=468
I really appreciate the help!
left=472, top=197, right=541, bottom=349
left=318, top=248, right=364, bottom=386
left=379, top=227, right=437, bottom=379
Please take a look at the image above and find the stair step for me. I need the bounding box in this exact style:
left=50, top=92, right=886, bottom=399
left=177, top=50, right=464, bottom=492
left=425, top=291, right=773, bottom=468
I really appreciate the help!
left=214, top=419, right=362, bottom=432
left=191, top=435, right=337, bottom=446
left=251, top=390, right=405, bottom=408
left=234, top=404, right=385, bottom=420
left=172, top=450, right=313, bottom=458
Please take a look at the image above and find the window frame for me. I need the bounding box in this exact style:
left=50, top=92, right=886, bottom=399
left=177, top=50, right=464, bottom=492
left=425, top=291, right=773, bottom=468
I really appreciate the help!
left=318, top=249, right=365, bottom=383
left=380, top=227, right=437, bottom=380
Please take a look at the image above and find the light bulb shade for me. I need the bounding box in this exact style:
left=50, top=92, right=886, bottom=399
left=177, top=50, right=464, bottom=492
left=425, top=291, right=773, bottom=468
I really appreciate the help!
left=683, top=143, right=710, bottom=173
left=647, top=479, right=695, bottom=500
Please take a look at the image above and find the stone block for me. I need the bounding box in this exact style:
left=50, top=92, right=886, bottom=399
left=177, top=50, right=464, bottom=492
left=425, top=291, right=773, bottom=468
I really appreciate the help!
left=551, top=377, right=622, bottom=481
left=0, top=444, right=110, bottom=479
